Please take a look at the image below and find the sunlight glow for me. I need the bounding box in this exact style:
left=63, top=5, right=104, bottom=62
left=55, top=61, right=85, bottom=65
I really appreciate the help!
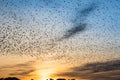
left=38, top=68, right=55, bottom=80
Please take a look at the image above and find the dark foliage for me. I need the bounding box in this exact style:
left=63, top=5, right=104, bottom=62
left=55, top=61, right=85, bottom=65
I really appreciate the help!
left=0, top=77, right=20, bottom=80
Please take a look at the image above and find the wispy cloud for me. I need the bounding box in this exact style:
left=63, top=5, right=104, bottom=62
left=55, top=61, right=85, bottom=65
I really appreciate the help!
left=56, top=59, right=120, bottom=80
left=0, top=61, right=35, bottom=69
left=0, top=61, right=35, bottom=76
left=9, top=70, right=34, bottom=76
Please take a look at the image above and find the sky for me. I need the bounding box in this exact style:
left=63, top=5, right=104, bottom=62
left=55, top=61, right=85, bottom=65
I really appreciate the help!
left=0, top=0, right=120, bottom=80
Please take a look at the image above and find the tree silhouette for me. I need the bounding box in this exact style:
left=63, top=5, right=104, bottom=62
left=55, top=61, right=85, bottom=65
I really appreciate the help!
left=50, top=78, right=54, bottom=80
left=56, top=78, right=66, bottom=80
left=0, top=77, right=20, bottom=80
left=0, top=78, right=4, bottom=80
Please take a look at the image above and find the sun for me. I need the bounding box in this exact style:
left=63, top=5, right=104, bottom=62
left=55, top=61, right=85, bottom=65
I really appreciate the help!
left=38, top=68, right=55, bottom=80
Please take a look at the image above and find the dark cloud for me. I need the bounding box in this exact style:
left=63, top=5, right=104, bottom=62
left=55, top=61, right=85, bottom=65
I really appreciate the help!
left=56, top=59, right=120, bottom=80
left=15, top=61, right=35, bottom=67
left=15, top=63, right=29, bottom=67
left=59, top=3, right=97, bottom=40
left=9, top=70, right=34, bottom=76
left=74, top=59, right=120, bottom=72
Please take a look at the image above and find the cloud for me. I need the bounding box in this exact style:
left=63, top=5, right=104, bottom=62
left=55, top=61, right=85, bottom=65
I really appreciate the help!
left=59, top=3, right=97, bottom=40
left=0, top=61, right=35, bottom=69
left=9, top=70, right=34, bottom=76
left=73, top=60, right=120, bottom=72
left=0, top=61, right=35, bottom=76
left=15, top=61, right=35, bottom=67
left=56, top=59, right=120, bottom=80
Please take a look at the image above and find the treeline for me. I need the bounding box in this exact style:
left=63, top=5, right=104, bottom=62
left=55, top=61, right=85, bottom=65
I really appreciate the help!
left=47, top=78, right=75, bottom=80
left=0, top=77, right=20, bottom=80
left=0, top=77, right=75, bottom=80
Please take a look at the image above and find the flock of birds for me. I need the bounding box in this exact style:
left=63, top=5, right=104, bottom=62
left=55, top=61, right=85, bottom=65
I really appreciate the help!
left=0, top=0, right=119, bottom=59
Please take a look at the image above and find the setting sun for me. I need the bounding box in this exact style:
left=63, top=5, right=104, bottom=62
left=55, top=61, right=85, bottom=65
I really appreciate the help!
left=38, top=68, right=55, bottom=80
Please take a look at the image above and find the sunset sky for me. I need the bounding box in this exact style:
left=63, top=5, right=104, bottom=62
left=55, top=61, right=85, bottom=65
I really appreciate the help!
left=0, top=0, right=120, bottom=80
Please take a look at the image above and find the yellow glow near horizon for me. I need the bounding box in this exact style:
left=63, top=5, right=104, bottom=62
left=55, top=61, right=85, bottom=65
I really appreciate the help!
left=38, top=68, right=55, bottom=80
